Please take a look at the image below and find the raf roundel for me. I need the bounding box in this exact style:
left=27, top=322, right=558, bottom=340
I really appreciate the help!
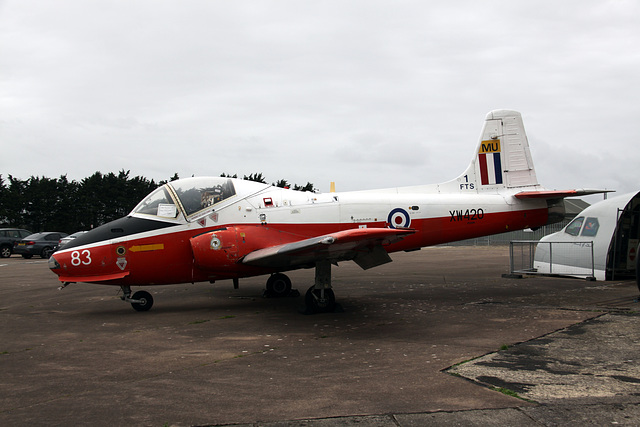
left=387, top=208, right=411, bottom=229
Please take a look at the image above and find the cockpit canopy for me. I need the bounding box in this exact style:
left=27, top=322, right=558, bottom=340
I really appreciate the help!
left=131, top=177, right=237, bottom=220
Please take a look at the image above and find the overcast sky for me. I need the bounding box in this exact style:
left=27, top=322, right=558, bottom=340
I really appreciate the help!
left=1, top=1, right=638, bottom=200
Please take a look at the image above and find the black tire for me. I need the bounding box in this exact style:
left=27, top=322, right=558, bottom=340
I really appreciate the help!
left=0, top=245, right=11, bottom=258
left=266, top=273, right=292, bottom=297
left=41, top=247, right=53, bottom=259
left=21, top=254, right=32, bottom=259
left=305, top=286, right=336, bottom=313
left=131, top=290, right=154, bottom=312
left=636, top=243, right=640, bottom=293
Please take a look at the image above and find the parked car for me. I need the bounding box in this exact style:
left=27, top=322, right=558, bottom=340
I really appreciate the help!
left=13, top=232, right=68, bottom=259
left=58, top=231, right=88, bottom=249
left=0, top=228, right=33, bottom=258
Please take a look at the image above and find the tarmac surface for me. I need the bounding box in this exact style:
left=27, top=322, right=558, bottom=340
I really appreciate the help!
left=1, top=246, right=639, bottom=426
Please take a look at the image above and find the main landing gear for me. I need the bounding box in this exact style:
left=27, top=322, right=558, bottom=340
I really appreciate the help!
left=304, top=286, right=336, bottom=314
left=302, top=260, right=338, bottom=314
left=119, top=261, right=340, bottom=314
left=264, top=261, right=340, bottom=314
left=120, top=286, right=153, bottom=312
left=263, top=273, right=296, bottom=298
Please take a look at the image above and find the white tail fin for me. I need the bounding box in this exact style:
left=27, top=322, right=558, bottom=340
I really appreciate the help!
left=440, top=110, right=539, bottom=193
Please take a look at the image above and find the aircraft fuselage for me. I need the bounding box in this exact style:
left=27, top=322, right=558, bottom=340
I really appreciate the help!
left=50, top=185, right=552, bottom=287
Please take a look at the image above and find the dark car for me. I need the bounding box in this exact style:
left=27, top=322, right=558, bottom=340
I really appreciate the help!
left=57, top=231, right=88, bottom=250
left=0, top=228, right=33, bottom=258
left=13, top=232, right=68, bottom=259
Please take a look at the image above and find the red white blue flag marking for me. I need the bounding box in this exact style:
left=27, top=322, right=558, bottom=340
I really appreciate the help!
left=478, top=140, right=502, bottom=185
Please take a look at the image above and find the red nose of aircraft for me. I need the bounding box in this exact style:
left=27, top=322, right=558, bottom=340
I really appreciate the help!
left=48, top=255, right=61, bottom=273
left=48, top=215, right=180, bottom=285
left=49, top=243, right=125, bottom=283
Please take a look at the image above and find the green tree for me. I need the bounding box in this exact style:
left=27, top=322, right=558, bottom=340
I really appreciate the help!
left=76, top=170, right=156, bottom=230
left=243, top=173, right=266, bottom=183
left=0, top=170, right=319, bottom=232
left=1, top=175, right=27, bottom=228
left=0, top=175, right=7, bottom=225
left=159, top=173, right=179, bottom=185
left=274, top=179, right=290, bottom=188
left=293, top=182, right=316, bottom=192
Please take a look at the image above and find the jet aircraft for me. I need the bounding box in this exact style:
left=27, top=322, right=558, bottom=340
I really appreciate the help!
left=49, top=110, right=605, bottom=313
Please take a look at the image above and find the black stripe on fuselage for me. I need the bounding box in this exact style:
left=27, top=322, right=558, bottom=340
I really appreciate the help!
left=61, top=216, right=178, bottom=250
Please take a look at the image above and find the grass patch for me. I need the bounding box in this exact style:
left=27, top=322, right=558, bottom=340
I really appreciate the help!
left=493, top=387, right=519, bottom=398
left=491, top=387, right=535, bottom=403
left=188, top=319, right=210, bottom=325
left=218, top=315, right=235, bottom=319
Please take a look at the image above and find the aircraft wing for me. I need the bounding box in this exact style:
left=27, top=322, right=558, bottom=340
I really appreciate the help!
left=514, top=189, right=613, bottom=199
left=241, top=227, right=416, bottom=270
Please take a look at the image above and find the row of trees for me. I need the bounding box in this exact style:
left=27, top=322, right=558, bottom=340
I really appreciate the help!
left=0, top=171, right=316, bottom=233
left=220, top=172, right=316, bottom=192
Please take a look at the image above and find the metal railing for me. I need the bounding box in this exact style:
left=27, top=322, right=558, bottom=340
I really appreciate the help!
left=508, top=240, right=595, bottom=280
left=442, top=222, right=569, bottom=247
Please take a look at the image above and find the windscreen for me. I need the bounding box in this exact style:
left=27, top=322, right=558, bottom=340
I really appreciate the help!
left=565, top=217, right=584, bottom=236
left=131, top=186, right=179, bottom=218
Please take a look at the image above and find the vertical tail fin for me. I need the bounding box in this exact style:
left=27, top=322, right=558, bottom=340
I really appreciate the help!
left=487, top=110, right=538, bottom=188
left=442, top=110, right=539, bottom=193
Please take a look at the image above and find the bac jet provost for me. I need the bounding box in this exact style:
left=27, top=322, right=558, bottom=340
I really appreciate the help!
left=49, top=110, right=606, bottom=313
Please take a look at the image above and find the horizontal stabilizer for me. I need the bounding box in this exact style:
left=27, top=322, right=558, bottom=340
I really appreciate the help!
left=241, top=227, right=415, bottom=269
left=514, top=189, right=613, bottom=199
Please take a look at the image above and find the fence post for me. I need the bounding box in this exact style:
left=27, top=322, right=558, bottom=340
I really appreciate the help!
left=509, top=241, right=514, bottom=274
left=529, top=241, right=534, bottom=271
left=591, top=241, right=595, bottom=279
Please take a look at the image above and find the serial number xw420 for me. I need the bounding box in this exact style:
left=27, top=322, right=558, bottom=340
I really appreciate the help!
left=449, top=208, right=484, bottom=222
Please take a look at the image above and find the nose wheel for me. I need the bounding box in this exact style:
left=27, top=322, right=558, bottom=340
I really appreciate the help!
left=121, top=286, right=154, bottom=312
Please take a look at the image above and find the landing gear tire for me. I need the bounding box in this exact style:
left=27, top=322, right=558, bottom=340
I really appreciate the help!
left=131, top=290, right=154, bottom=312
left=265, top=273, right=292, bottom=298
left=304, top=286, right=336, bottom=314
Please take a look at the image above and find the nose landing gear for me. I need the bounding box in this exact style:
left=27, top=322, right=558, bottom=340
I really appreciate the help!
left=121, top=286, right=154, bottom=312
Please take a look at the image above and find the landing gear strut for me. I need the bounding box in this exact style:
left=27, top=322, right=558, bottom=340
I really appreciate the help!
left=121, top=286, right=154, bottom=312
